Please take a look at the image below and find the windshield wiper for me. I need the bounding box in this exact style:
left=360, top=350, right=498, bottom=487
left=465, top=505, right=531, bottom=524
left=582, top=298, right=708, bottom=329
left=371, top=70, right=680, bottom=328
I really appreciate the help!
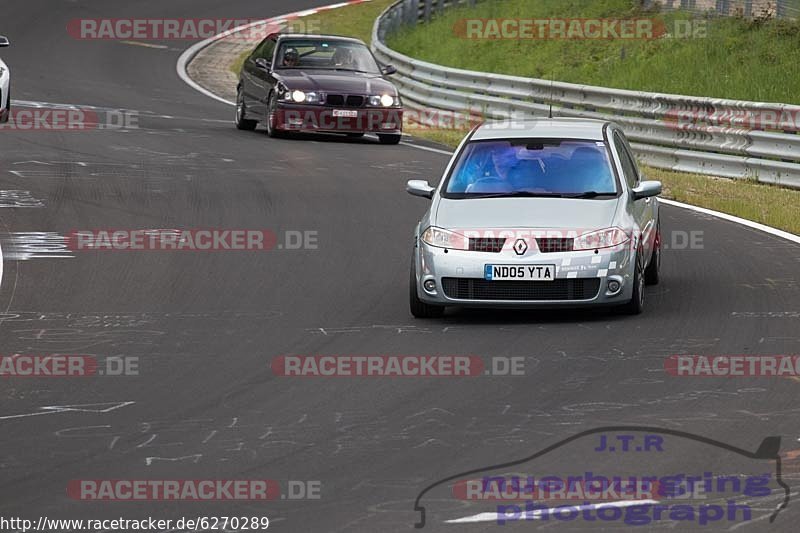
left=562, top=191, right=617, bottom=198
left=330, top=68, right=374, bottom=74
left=466, top=191, right=568, bottom=199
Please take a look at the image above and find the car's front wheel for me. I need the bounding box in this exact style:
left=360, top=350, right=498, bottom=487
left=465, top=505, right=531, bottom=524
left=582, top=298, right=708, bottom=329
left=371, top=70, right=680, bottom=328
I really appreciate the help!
left=644, top=220, right=661, bottom=285
left=378, top=133, right=401, bottom=145
left=622, top=248, right=645, bottom=315
left=265, top=92, right=284, bottom=138
left=235, top=87, right=258, bottom=131
left=409, top=254, right=445, bottom=318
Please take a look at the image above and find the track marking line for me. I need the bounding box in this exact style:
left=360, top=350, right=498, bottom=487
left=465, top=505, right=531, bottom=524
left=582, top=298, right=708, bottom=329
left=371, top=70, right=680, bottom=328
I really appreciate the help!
left=120, top=40, right=168, bottom=49
left=446, top=499, right=660, bottom=524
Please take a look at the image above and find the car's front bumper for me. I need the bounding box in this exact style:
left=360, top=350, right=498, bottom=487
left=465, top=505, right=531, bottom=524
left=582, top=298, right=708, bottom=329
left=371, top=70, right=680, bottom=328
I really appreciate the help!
left=274, top=104, right=402, bottom=134
left=413, top=239, right=636, bottom=308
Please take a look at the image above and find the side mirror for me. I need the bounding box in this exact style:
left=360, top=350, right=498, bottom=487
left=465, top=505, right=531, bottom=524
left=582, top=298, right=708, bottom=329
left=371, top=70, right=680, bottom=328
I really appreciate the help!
left=632, top=180, right=662, bottom=201
left=382, top=64, right=397, bottom=76
left=407, top=180, right=435, bottom=199
left=0, top=36, right=10, bottom=48
left=255, top=58, right=271, bottom=71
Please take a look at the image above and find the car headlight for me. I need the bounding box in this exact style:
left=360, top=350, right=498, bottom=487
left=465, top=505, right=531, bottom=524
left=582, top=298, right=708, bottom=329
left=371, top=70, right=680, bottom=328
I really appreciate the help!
left=367, top=94, right=399, bottom=107
left=281, top=90, right=322, bottom=104
left=573, top=227, right=630, bottom=251
left=421, top=227, right=468, bottom=250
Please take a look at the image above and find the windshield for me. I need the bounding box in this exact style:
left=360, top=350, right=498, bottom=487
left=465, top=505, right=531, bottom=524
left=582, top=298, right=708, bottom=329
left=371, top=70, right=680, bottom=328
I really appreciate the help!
left=443, top=139, right=618, bottom=198
left=275, top=39, right=381, bottom=74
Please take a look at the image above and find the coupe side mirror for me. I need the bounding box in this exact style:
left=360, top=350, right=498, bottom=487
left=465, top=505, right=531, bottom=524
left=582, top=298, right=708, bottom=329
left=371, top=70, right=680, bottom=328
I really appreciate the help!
left=632, top=180, right=662, bottom=201
left=382, top=64, right=397, bottom=76
left=407, top=180, right=435, bottom=199
left=255, top=58, right=271, bottom=71
left=0, top=36, right=10, bottom=48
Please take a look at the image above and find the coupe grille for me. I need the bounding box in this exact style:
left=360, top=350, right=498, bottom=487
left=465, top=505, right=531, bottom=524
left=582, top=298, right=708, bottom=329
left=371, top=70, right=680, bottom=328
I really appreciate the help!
left=325, top=94, right=364, bottom=107
left=468, top=237, right=506, bottom=253
left=537, top=238, right=574, bottom=253
left=441, top=278, right=601, bottom=301
left=326, top=94, right=345, bottom=106
left=346, top=95, right=365, bottom=107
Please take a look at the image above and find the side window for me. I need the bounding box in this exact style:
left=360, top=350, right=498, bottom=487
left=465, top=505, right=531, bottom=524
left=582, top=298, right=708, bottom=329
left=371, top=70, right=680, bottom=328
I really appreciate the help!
left=252, top=38, right=276, bottom=62
left=613, top=131, right=639, bottom=189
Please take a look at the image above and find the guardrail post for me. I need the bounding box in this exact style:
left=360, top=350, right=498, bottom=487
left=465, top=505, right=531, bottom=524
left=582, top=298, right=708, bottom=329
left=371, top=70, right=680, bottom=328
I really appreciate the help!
left=423, top=0, right=432, bottom=22
left=398, top=0, right=406, bottom=28
left=408, top=0, right=420, bottom=25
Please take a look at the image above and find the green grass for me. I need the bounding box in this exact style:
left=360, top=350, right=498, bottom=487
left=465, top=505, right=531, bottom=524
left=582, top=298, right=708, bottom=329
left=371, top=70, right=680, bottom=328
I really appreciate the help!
left=230, top=0, right=396, bottom=75
left=388, top=0, right=800, bottom=103
left=647, top=167, right=800, bottom=234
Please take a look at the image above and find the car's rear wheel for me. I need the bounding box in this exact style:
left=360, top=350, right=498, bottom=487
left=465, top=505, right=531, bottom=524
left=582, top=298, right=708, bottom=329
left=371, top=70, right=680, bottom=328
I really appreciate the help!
left=378, top=133, right=401, bottom=145
left=409, top=253, right=445, bottom=318
left=235, top=87, right=258, bottom=131
left=622, top=249, right=645, bottom=315
left=265, top=92, right=284, bottom=138
left=644, top=220, right=661, bottom=286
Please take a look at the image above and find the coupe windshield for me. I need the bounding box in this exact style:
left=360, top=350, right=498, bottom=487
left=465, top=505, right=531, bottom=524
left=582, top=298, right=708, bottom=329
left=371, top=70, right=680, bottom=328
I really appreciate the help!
left=275, top=39, right=381, bottom=74
left=444, top=139, right=618, bottom=198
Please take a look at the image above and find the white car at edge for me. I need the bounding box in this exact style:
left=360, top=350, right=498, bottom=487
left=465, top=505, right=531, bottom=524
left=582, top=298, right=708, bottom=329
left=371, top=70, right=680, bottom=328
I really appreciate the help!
left=0, top=35, right=10, bottom=123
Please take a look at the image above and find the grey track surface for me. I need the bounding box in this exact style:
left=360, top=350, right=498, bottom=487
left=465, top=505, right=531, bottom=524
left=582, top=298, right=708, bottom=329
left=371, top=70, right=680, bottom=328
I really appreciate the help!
left=1, top=1, right=799, bottom=531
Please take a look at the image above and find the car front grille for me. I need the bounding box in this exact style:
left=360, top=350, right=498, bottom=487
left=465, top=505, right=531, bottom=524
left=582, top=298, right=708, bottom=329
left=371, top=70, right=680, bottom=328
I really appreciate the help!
left=325, top=94, right=364, bottom=107
left=326, top=94, right=344, bottom=106
left=441, top=278, right=601, bottom=301
left=346, top=95, right=364, bottom=107
left=537, top=238, right=574, bottom=253
left=468, top=237, right=506, bottom=253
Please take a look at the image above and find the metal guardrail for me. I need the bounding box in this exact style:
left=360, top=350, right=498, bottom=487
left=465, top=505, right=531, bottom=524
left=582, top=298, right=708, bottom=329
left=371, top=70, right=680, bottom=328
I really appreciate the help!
left=371, top=0, right=800, bottom=188
left=643, top=0, right=800, bottom=19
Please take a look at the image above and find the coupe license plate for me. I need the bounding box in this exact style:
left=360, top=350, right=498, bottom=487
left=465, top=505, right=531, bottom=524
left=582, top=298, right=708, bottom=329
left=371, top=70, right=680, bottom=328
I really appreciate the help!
left=484, top=264, right=556, bottom=281
left=332, top=109, right=358, bottom=118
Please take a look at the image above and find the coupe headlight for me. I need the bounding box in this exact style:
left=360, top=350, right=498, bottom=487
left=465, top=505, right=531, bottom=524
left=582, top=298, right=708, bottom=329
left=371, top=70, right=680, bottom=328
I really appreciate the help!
left=573, top=227, right=630, bottom=251
left=367, top=94, right=399, bottom=107
left=421, top=227, right=468, bottom=250
left=281, top=90, right=323, bottom=104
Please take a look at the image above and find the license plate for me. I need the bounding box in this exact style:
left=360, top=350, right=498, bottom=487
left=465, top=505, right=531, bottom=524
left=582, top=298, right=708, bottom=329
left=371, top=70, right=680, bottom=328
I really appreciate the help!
left=332, top=109, right=358, bottom=118
left=484, top=264, right=556, bottom=281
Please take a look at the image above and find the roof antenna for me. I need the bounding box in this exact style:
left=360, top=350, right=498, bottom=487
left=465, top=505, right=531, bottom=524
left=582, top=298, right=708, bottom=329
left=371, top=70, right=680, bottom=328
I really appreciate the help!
left=548, top=72, right=554, bottom=119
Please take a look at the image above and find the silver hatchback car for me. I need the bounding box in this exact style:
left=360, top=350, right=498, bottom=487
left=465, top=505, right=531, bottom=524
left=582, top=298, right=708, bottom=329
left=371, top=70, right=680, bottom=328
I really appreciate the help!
left=407, top=119, right=662, bottom=317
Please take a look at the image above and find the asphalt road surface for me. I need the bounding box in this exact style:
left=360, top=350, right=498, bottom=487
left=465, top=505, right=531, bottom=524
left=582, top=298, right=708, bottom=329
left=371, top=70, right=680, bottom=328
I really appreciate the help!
left=1, top=1, right=799, bottom=532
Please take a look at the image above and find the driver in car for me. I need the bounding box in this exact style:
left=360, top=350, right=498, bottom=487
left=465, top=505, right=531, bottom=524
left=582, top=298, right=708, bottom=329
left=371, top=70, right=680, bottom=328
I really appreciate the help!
left=282, top=48, right=300, bottom=67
